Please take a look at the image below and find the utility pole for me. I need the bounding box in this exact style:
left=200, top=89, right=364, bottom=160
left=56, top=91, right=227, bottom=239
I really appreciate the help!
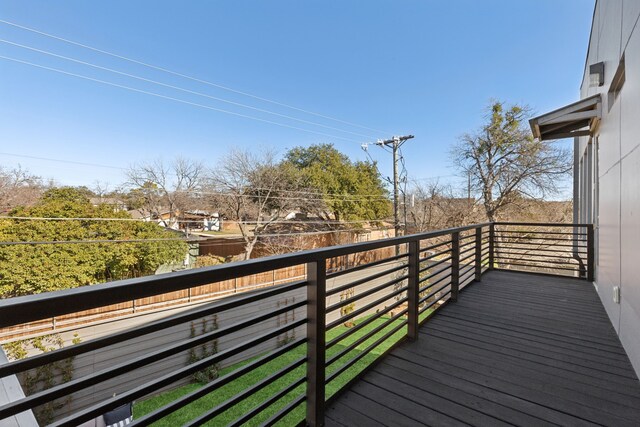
left=375, top=135, right=415, bottom=239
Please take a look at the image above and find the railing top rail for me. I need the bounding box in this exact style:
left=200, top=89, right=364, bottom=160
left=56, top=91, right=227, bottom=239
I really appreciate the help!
left=0, top=222, right=491, bottom=326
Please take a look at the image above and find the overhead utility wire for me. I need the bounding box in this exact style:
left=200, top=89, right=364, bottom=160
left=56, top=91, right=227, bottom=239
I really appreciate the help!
left=0, top=19, right=393, bottom=135
left=0, top=55, right=360, bottom=143
left=0, top=39, right=375, bottom=140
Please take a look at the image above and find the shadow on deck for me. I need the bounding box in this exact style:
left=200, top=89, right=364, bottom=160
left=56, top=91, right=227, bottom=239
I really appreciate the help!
left=326, top=270, right=640, bottom=426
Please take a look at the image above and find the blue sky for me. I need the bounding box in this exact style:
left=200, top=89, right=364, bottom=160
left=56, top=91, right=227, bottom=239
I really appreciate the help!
left=0, top=0, right=594, bottom=196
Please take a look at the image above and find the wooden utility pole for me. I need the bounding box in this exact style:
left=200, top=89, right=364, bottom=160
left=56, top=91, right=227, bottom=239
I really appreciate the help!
left=375, top=135, right=414, bottom=239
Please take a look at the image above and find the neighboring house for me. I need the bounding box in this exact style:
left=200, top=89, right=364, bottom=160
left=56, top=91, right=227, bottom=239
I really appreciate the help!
left=126, top=208, right=220, bottom=231
left=89, top=197, right=128, bottom=212
left=529, top=0, right=640, bottom=375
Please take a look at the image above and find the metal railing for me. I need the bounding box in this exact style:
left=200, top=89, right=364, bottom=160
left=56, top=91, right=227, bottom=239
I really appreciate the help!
left=0, top=222, right=593, bottom=426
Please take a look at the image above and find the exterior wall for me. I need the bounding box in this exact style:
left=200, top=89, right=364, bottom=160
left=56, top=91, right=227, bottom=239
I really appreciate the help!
left=578, top=0, right=640, bottom=375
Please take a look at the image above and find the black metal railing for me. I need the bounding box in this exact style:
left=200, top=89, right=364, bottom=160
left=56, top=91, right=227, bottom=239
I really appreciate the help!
left=491, top=222, right=594, bottom=280
left=0, top=222, right=593, bottom=426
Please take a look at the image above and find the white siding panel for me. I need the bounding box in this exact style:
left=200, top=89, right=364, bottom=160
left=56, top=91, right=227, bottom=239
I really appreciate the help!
left=620, top=145, right=640, bottom=374
left=597, top=163, right=621, bottom=330
left=622, top=0, right=640, bottom=49
left=621, top=28, right=640, bottom=157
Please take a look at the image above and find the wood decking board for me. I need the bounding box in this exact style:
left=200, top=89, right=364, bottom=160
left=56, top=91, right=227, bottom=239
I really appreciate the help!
left=326, top=270, right=640, bottom=426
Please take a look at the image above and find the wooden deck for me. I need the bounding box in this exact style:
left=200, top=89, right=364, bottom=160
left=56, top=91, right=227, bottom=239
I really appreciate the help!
left=325, top=270, right=640, bottom=427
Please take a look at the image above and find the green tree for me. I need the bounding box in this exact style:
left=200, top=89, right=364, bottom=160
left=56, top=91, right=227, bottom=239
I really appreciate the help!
left=452, top=101, right=571, bottom=221
left=0, top=187, right=187, bottom=298
left=284, top=144, right=391, bottom=221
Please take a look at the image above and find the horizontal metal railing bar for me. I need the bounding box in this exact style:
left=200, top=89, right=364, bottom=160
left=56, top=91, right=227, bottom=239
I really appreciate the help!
left=418, top=256, right=452, bottom=274
left=0, top=281, right=306, bottom=378
left=494, top=221, right=590, bottom=227
left=494, top=250, right=583, bottom=261
left=0, top=222, right=491, bottom=326
left=260, top=393, right=305, bottom=427
left=459, top=264, right=475, bottom=276
left=326, top=253, right=407, bottom=279
left=496, top=241, right=585, bottom=249
left=326, top=263, right=407, bottom=297
left=130, top=338, right=306, bottom=426
left=496, top=261, right=581, bottom=272
left=326, top=308, right=408, bottom=367
left=497, top=230, right=587, bottom=236
left=419, top=281, right=452, bottom=305
left=458, top=244, right=476, bottom=256
left=325, top=319, right=408, bottom=384
left=419, top=263, right=452, bottom=281
left=326, top=274, right=408, bottom=313
left=419, top=249, right=451, bottom=263
left=419, top=240, right=453, bottom=254
left=184, top=359, right=306, bottom=427
left=497, top=235, right=586, bottom=243
left=419, top=290, right=451, bottom=314
left=327, top=286, right=408, bottom=330
left=495, top=244, right=587, bottom=254
left=458, top=233, right=477, bottom=241
left=326, top=297, right=407, bottom=350
left=459, top=252, right=476, bottom=264
left=42, top=320, right=307, bottom=427
left=227, top=376, right=307, bottom=427
left=494, top=255, right=580, bottom=266
left=460, top=268, right=475, bottom=283
left=0, top=311, right=306, bottom=422
left=419, top=272, right=452, bottom=291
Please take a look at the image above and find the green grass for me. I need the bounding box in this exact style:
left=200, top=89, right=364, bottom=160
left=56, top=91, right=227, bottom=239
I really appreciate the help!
left=134, top=309, right=433, bottom=426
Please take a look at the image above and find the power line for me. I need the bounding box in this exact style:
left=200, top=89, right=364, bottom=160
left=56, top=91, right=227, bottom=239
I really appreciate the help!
left=0, top=152, right=126, bottom=170
left=0, top=19, right=394, bottom=136
left=0, top=55, right=362, bottom=143
left=0, top=39, right=376, bottom=140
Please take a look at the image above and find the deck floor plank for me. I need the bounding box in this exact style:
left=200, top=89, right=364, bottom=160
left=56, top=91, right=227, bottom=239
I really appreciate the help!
left=326, top=270, right=640, bottom=426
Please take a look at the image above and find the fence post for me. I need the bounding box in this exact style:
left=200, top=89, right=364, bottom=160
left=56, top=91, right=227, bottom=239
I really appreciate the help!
left=587, top=224, right=595, bottom=282
left=306, top=260, right=326, bottom=427
left=474, top=227, right=482, bottom=282
left=488, top=223, right=495, bottom=270
left=407, top=239, right=420, bottom=341
left=451, top=231, right=460, bottom=302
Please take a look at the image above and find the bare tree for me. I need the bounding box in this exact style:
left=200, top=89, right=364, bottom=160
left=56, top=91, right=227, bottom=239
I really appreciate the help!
left=126, top=158, right=204, bottom=228
left=409, top=180, right=481, bottom=232
left=208, top=149, right=319, bottom=260
left=452, top=101, right=572, bottom=221
left=0, top=165, right=45, bottom=211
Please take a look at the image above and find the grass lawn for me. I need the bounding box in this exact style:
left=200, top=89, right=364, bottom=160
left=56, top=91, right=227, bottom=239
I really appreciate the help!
left=134, top=309, right=433, bottom=426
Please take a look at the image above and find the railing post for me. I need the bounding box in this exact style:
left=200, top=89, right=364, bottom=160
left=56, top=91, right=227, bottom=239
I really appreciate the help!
left=306, top=260, right=326, bottom=427
left=451, top=231, right=460, bottom=302
left=407, top=239, right=420, bottom=341
left=488, top=222, right=495, bottom=270
left=474, top=227, right=482, bottom=282
left=587, top=224, right=594, bottom=282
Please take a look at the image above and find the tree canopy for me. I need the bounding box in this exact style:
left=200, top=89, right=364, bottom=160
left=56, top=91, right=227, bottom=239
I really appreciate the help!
left=0, top=187, right=187, bottom=298
left=284, top=144, right=391, bottom=221
left=452, top=101, right=571, bottom=221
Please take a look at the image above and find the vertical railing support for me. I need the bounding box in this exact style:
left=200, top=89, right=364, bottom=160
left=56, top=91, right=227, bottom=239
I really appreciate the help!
left=306, top=260, right=326, bottom=427
left=451, top=231, right=460, bottom=302
left=488, top=222, right=495, bottom=270
left=587, top=224, right=594, bottom=282
left=474, top=227, right=482, bottom=282
left=407, top=239, right=420, bottom=340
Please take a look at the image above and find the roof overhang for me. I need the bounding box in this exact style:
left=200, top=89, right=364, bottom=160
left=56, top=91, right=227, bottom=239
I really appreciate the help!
left=529, top=94, right=602, bottom=141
